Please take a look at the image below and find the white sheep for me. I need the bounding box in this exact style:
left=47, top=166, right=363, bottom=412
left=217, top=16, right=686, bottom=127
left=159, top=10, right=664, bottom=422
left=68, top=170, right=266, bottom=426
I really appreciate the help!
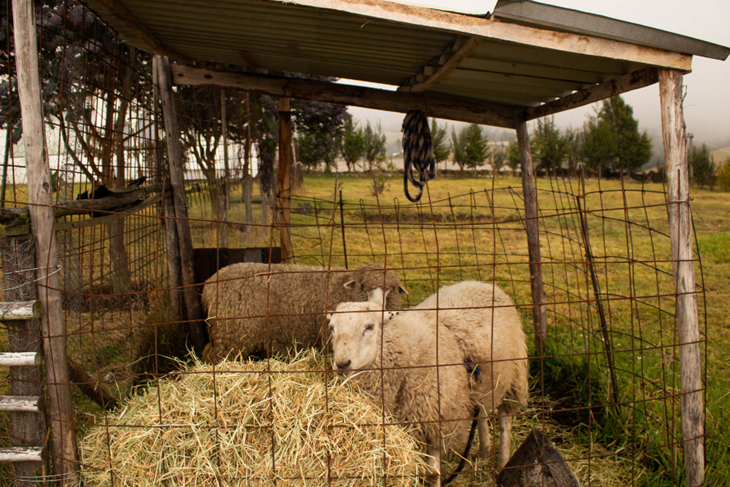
left=327, top=281, right=528, bottom=486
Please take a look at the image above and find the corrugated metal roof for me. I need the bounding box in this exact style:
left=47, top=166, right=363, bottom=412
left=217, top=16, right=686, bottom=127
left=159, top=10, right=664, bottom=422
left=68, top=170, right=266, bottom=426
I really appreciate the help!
left=83, top=0, right=729, bottom=114
left=492, top=0, right=730, bottom=61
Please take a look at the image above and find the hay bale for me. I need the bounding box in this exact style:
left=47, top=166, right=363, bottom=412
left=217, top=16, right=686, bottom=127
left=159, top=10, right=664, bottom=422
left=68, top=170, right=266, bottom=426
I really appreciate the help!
left=80, top=350, right=427, bottom=486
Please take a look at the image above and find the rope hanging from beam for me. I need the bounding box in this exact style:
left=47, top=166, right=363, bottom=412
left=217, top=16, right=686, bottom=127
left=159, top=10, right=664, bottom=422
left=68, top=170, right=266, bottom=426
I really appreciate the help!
left=401, top=109, right=436, bottom=202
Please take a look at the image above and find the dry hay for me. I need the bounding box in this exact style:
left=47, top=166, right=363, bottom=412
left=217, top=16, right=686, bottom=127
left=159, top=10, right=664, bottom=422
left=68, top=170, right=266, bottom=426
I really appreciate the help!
left=80, top=350, right=427, bottom=486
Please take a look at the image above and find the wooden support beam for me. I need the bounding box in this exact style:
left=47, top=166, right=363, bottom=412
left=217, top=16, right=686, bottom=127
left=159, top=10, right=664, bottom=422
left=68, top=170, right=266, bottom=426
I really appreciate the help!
left=0, top=447, right=45, bottom=463
left=89, top=0, right=192, bottom=64
left=278, top=98, right=293, bottom=263
left=526, top=68, right=660, bottom=121
left=169, top=64, right=517, bottom=129
left=0, top=301, right=41, bottom=320
left=155, top=55, right=206, bottom=355
left=2, top=189, right=170, bottom=237
left=515, top=115, right=547, bottom=352
left=658, top=68, right=704, bottom=487
left=0, top=396, right=41, bottom=413
left=0, top=183, right=164, bottom=227
left=273, top=0, right=692, bottom=71
left=11, top=0, right=77, bottom=482
left=399, top=36, right=482, bottom=93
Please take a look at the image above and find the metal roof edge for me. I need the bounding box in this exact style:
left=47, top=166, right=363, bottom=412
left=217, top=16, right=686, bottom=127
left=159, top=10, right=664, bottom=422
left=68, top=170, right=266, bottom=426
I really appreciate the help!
left=493, top=0, right=730, bottom=61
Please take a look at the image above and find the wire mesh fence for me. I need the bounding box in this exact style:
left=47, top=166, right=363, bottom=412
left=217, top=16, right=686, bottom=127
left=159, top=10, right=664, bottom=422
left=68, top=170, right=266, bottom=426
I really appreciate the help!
left=0, top=2, right=707, bottom=485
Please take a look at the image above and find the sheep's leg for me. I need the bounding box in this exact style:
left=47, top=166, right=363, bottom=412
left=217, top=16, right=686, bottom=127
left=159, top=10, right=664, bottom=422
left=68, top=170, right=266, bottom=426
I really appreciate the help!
left=477, top=405, right=492, bottom=459
left=497, top=407, right=513, bottom=469
left=426, top=444, right=442, bottom=487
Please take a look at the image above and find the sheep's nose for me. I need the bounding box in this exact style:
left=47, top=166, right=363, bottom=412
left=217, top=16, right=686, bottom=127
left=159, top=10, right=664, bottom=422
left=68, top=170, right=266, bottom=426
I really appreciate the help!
left=336, top=359, right=351, bottom=370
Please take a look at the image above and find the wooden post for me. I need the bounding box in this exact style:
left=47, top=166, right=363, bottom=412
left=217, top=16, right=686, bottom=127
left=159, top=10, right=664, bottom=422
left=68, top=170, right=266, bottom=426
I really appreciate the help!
left=155, top=55, right=206, bottom=354
left=658, top=69, right=704, bottom=487
left=277, top=97, right=293, bottom=263
left=218, top=89, right=229, bottom=247
left=152, top=56, right=182, bottom=319
left=0, top=236, right=48, bottom=485
left=11, top=0, right=79, bottom=481
left=515, top=115, right=547, bottom=353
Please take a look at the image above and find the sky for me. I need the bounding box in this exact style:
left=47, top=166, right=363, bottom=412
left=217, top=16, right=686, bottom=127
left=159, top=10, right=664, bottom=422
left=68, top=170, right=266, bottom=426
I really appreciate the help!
left=345, top=0, right=730, bottom=161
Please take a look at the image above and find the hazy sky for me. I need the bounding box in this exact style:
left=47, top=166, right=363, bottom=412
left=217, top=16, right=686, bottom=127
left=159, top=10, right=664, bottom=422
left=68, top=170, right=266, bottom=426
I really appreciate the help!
left=347, top=0, right=730, bottom=159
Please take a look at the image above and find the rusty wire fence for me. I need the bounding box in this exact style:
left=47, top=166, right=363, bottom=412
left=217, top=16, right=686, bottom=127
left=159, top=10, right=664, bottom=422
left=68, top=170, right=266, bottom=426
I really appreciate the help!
left=0, top=1, right=707, bottom=485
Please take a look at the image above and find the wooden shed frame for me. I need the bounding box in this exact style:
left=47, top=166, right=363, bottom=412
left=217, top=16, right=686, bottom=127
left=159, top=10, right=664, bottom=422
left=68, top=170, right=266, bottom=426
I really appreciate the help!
left=7, top=0, right=729, bottom=484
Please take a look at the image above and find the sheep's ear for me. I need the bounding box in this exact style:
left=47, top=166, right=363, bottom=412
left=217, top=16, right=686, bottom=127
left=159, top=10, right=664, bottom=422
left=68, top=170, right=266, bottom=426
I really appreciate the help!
left=398, top=285, right=408, bottom=295
left=343, top=280, right=357, bottom=290
left=368, top=288, right=390, bottom=308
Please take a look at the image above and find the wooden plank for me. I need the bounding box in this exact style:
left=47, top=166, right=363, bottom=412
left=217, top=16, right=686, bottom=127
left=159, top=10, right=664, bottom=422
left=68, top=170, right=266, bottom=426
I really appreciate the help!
left=0, top=447, right=44, bottom=463
left=0, top=396, right=41, bottom=413
left=11, top=0, right=78, bottom=482
left=399, top=36, right=482, bottom=93
left=658, top=68, right=704, bottom=487
left=155, top=55, right=206, bottom=354
left=169, top=64, right=517, bottom=128
left=526, top=68, right=660, bottom=120
left=269, top=0, right=693, bottom=71
left=278, top=98, right=293, bottom=263
left=89, top=0, right=192, bottom=64
left=0, top=352, right=40, bottom=367
left=515, top=115, right=547, bottom=352
left=0, top=300, right=41, bottom=320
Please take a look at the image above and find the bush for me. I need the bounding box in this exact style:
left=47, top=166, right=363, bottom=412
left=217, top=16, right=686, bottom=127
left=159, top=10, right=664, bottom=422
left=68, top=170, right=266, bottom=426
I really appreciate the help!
left=718, top=159, right=730, bottom=192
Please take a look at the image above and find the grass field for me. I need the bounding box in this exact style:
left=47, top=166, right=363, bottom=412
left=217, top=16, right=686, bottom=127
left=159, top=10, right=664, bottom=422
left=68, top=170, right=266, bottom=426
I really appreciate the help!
left=1, top=171, right=728, bottom=485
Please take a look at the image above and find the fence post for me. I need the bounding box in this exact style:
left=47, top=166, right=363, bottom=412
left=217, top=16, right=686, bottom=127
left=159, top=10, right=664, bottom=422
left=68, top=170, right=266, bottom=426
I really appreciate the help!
left=11, top=0, right=79, bottom=481
left=0, top=236, right=48, bottom=484
left=155, top=55, right=206, bottom=354
left=658, top=69, right=704, bottom=487
left=277, top=97, right=293, bottom=263
left=514, top=114, right=547, bottom=353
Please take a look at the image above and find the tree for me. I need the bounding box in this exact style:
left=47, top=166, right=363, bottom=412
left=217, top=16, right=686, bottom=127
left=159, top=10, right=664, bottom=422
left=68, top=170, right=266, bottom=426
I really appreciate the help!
left=532, top=116, right=567, bottom=174
left=580, top=115, right=618, bottom=177
left=506, top=140, right=522, bottom=173
left=563, top=126, right=582, bottom=176
left=597, top=96, right=652, bottom=173
left=691, top=143, right=716, bottom=189
left=363, top=121, right=386, bottom=169
left=451, top=124, right=489, bottom=172
left=341, top=117, right=365, bottom=171
left=430, top=119, right=450, bottom=165
left=292, top=99, right=347, bottom=172
left=491, top=143, right=507, bottom=175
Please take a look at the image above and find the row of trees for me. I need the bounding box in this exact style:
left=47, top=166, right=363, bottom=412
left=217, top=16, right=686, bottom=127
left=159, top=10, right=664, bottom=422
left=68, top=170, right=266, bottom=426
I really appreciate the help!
left=426, top=96, right=654, bottom=176
left=322, top=118, right=387, bottom=172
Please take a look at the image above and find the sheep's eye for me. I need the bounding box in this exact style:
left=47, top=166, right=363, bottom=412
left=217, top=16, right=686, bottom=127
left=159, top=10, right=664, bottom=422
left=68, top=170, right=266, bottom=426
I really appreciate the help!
left=364, top=324, right=374, bottom=333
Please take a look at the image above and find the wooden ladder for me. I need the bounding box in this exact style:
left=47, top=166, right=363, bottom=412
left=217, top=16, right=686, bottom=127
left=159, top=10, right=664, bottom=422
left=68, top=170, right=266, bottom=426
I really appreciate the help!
left=0, top=301, right=46, bottom=473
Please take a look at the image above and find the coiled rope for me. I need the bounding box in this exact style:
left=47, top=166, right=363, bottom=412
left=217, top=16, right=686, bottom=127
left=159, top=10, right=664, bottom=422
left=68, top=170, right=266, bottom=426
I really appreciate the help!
left=402, top=109, right=436, bottom=202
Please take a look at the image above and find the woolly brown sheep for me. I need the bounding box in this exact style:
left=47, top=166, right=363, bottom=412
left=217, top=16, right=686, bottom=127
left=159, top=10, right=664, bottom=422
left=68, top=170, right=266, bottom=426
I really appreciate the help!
left=201, top=263, right=405, bottom=363
left=327, top=281, right=528, bottom=486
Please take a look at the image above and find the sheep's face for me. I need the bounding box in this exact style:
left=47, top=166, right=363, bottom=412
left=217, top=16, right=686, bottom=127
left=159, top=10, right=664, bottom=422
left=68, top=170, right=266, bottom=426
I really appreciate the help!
left=327, top=288, right=394, bottom=377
